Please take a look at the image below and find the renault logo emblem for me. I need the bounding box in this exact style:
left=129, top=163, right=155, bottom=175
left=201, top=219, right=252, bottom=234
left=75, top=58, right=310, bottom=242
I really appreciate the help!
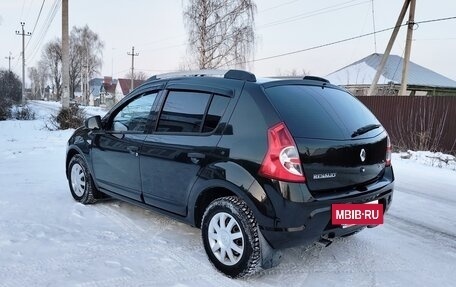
left=360, top=148, right=366, bottom=162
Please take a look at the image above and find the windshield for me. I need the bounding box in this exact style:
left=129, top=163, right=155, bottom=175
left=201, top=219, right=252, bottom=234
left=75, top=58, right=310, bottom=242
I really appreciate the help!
left=265, top=85, right=381, bottom=140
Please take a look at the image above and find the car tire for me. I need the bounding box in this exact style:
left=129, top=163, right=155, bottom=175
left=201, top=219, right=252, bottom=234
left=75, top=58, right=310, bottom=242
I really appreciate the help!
left=68, top=154, right=98, bottom=204
left=201, top=196, right=261, bottom=278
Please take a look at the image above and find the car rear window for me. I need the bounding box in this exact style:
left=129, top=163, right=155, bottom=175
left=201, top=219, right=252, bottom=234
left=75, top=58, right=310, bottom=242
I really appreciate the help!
left=264, top=85, right=380, bottom=140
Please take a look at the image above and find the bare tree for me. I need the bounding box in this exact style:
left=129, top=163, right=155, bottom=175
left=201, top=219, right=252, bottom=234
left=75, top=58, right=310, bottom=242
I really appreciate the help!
left=125, top=71, right=148, bottom=81
left=393, top=98, right=449, bottom=152
left=183, top=0, right=256, bottom=69
left=70, top=25, right=104, bottom=103
left=37, top=60, right=48, bottom=98
left=69, top=32, right=82, bottom=100
left=38, top=26, right=104, bottom=103
left=41, top=39, right=62, bottom=100
left=278, top=68, right=310, bottom=77
left=0, top=69, right=21, bottom=119
left=28, top=67, right=40, bottom=100
left=29, top=60, right=49, bottom=100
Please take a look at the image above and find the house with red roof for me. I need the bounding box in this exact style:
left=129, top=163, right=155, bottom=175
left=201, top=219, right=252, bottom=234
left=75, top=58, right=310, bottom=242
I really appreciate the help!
left=115, top=78, right=145, bottom=102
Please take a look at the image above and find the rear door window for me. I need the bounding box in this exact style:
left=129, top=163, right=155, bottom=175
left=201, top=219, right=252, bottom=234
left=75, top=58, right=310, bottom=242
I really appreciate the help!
left=265, top=85, right=380, bottom=140
left=203, top=95, right=230, bottom=133
left=156, top=91, right=229, bottom=134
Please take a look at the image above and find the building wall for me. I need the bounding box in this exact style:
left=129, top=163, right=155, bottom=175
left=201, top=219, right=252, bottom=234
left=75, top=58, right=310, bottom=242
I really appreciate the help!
left=114, top=84, right=125, bottom=103
left=357, top=96, right=456, bottom=153
left=345, top=84, right=456, bottom=97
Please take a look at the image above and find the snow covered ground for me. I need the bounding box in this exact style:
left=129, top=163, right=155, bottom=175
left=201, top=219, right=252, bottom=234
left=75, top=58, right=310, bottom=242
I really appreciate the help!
left=0, top=101, right=455, bottom=287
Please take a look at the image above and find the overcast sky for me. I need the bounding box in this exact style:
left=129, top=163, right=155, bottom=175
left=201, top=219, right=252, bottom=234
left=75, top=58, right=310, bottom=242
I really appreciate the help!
left=0, top=0, right=455, bottom=83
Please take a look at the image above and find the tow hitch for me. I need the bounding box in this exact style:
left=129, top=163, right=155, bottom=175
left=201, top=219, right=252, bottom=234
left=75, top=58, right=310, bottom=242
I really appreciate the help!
left=317, top=237, right=333, bottom=247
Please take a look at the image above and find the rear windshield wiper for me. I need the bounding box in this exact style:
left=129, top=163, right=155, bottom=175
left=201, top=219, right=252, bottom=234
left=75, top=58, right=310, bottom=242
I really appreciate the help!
left=351, top=124, right=381, bottom=138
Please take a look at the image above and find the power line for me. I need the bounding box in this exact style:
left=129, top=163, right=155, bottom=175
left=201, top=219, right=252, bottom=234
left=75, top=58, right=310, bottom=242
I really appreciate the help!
left=23, top=0, right=35, bottom=23
left=28, top=0, right=60, bottom=58
left=27, top=0, right=61, bottom=63
left=415, top=16, right=456, bottom=24
left=26, top=0, right=46, bottom=50
left=133, top=0, right=304, bottom=49
left=258, top=0, right=370, bottom=29
left=259, top=0, right=301, bottom=13
left=17, top=0, right=58, bottom=69
left=413, top=37, right=456, bottom=41
left=132, top=0, right=369, bottom=53
left=227, top=16, right=456, bottom=66
left=234, top=26, right=402, bottom=65
left=132, top=1, right=373, bottom=59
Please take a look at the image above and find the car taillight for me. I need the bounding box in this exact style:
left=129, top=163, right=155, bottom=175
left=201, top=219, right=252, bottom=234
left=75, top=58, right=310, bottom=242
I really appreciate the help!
left=259, top=122, right=306, bottom=183
left=386, top=135, right=392, bottom=166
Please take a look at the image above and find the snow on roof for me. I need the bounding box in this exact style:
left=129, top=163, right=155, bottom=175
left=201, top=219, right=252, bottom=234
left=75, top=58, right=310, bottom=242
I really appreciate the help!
left=117, top=78, right=146, bottom=95
left=326, top=53, right=456, bottom=88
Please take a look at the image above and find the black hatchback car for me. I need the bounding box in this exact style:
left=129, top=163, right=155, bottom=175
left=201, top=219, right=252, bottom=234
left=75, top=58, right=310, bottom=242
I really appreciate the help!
left=66, top=69, right=394, bottom=278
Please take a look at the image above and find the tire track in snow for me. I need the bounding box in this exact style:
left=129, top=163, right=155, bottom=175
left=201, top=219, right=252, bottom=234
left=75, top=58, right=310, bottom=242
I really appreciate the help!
left=396, top=187, right=456, bottom=206
left=74, top=249, right=234, bottom=287
left=93, top=201, right=202, bottom=251
left=387, top=214, right=456, bottom=249
left=93, top=203, right=146, bottom=239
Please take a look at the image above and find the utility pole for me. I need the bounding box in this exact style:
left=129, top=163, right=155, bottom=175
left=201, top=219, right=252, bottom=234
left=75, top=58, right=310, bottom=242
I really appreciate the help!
left=61, top=0, right=70, bottom=108
left=15, top=22, right=31, bottom=104
left=4, top=52, right=14, bottom=72
left=127, top=46, right=139, bottom=92
left=399, top=0, right=416, bottom=96
left=367, top=0, right=411, bottom=96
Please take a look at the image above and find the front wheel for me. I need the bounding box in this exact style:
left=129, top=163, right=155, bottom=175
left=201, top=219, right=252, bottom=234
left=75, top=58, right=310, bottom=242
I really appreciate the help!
left=68, top=154, right=98, bottom=204
left=201, top=196, right=261, bottom=278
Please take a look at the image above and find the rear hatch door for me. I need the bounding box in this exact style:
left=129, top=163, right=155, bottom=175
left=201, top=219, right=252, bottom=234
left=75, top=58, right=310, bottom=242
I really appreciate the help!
left=264, top=83, right=388, bottom=192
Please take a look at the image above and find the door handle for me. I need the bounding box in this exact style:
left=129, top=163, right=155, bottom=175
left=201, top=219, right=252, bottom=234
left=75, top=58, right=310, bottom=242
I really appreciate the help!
left=187, top=152, right=205, bottom=159
left=126, top=146, right=139, bottom=156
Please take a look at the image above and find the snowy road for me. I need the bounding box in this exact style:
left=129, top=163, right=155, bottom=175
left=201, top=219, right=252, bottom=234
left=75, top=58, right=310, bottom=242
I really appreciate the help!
left=0, top=102, right=455, bottom=286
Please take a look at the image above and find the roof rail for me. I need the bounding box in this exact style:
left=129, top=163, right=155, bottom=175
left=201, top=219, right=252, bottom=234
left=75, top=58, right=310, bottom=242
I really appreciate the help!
left=149, top=69, right=256, bottom=82
left=303, top=76, right=330, bottom=84
left=224, top=70, right=256, bottom=82
left=149, top=69, right=227, bottom=80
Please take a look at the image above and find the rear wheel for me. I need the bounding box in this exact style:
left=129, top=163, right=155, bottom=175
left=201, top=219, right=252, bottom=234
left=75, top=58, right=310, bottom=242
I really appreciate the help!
left=201, top=196, right=261, bottom=278
left=68, top=154, right=98, bottom=204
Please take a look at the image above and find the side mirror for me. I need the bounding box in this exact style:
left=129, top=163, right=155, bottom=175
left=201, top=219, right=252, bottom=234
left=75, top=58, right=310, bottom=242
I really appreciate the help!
left=85, top=115, right=103, bottom=130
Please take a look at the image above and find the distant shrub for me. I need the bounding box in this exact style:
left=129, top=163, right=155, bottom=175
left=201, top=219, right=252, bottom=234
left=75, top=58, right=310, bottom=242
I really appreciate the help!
left=0, top=97, right=12, bottom=120
left=0, top=70, right=21, bottom=103
left=48, top=104, right=86, bottom=130
left=0, top=69, right=21, bottom=120
left=11, top=105, right=36, bottom=120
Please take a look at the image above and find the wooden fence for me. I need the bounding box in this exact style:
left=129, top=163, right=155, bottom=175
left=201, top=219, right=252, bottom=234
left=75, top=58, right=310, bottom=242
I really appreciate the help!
left=357, top=96, right=456, bottom=154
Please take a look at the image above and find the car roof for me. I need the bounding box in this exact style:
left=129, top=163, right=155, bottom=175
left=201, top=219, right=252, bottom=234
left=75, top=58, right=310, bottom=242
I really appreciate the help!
left=145, top=69, right=337, bottom=89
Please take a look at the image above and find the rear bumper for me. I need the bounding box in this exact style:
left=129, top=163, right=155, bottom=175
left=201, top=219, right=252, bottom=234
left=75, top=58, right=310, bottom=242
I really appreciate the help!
left=258, top=173, right=394, bottom=249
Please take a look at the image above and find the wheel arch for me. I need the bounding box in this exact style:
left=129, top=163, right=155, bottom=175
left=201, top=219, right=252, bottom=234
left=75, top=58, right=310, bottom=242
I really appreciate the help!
left=188, top=177, right=276, bottom=229
left=192, top=185, right=236, bottom=228
left=66, top=145, right=89, bottom=178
